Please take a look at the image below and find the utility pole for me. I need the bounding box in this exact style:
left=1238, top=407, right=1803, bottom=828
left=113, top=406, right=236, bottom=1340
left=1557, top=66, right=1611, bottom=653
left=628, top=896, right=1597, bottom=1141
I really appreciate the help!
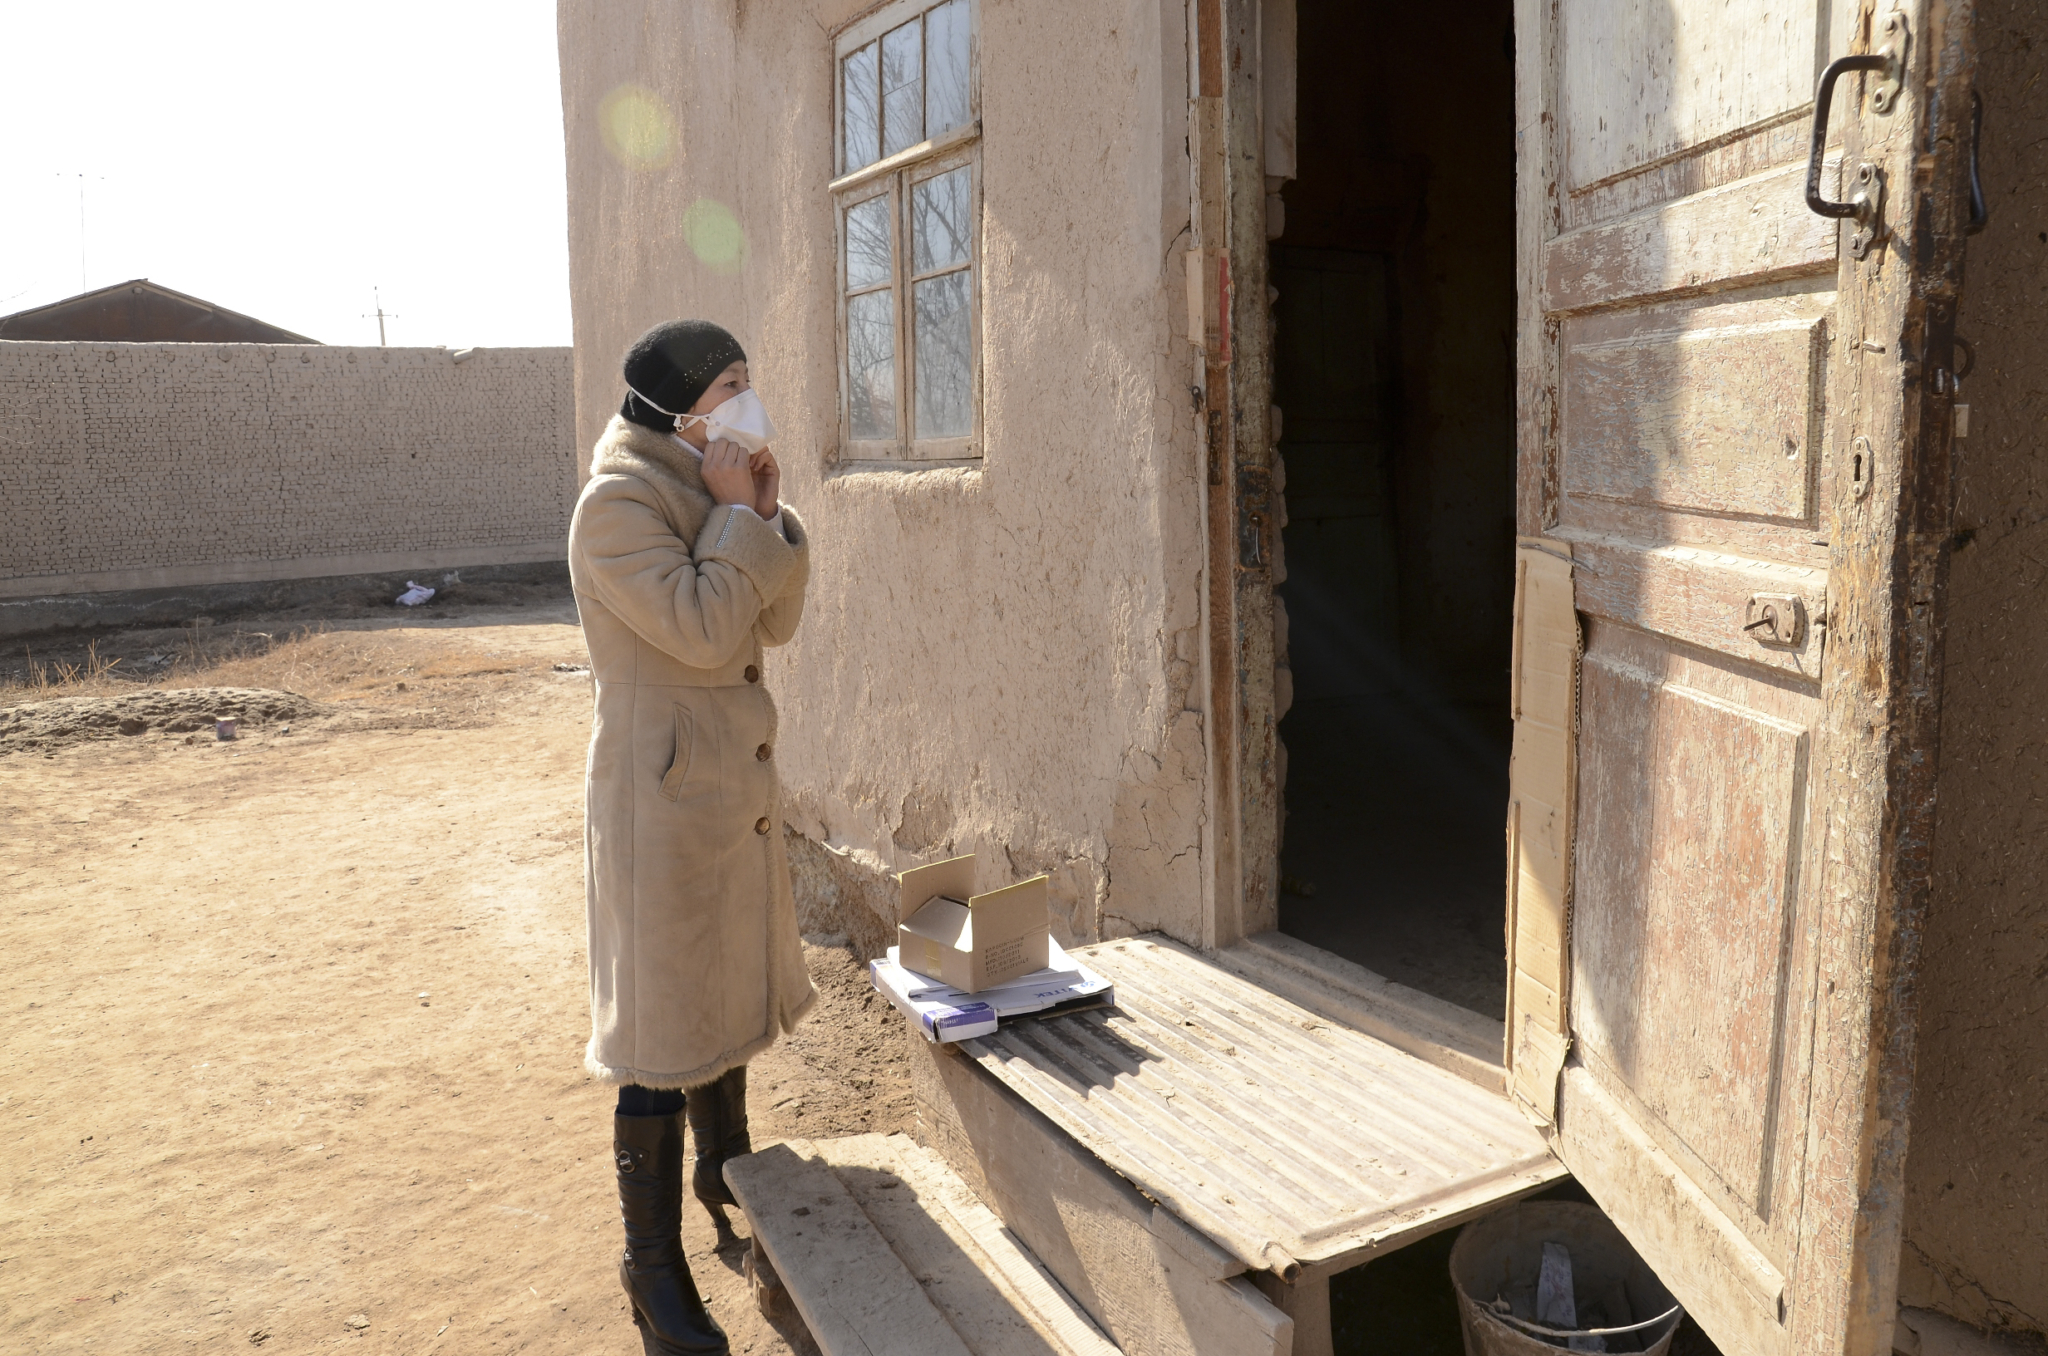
left=62, top=173, right=103, bottom=293
left=362, top=287, right=398, bottom=346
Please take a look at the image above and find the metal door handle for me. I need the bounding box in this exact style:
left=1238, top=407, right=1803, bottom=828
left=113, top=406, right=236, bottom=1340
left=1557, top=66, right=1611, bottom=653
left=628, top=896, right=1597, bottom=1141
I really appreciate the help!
left=1806, top=13, right=1909, bottom=248
left=1967, top=89, right=1989, bottom=235
left=1805, top=54, right=1890, bottom=221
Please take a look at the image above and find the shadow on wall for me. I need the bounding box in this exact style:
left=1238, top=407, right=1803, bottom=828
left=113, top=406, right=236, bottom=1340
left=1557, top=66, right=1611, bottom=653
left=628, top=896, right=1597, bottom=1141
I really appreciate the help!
left=0, top=562, right=572, bottom=644
left=786, top=830, right=902, bottom=962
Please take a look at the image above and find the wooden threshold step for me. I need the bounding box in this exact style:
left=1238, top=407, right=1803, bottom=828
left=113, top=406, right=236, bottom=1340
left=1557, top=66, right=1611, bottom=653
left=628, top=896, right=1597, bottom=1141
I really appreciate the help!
left=957, top=934, right=1564, bottom=1281
left=724, top=1133, right=1120, bottom=1356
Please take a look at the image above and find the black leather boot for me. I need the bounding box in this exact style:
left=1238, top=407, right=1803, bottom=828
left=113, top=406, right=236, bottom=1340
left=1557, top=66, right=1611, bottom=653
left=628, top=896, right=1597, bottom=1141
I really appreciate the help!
left=614, top=1111, right=729, bottom=1355
left=685, top=1066, right=752, bottom=1246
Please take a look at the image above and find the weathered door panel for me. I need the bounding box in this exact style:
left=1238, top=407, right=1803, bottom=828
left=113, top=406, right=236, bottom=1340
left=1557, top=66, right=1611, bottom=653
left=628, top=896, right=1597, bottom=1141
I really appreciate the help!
left=1559, top=292, right=1833, bottom=528
left=1508, top=0, right=1974, bottom=1353
left=1571, top=621, right=1825, bottom=1262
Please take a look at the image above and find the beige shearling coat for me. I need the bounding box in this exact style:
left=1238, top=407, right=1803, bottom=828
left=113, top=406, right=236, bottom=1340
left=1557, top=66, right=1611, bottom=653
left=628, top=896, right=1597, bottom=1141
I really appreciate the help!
left=569, top=414, right=816, bottom=1090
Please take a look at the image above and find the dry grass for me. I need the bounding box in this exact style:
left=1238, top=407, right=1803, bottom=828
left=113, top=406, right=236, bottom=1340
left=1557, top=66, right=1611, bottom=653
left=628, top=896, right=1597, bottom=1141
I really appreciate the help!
left=10, top=637, right=133, bottom=694
left=177, top=627, right=510, bottom=702
left=6, top=625, right=377, bottom=704
left=3, top=620, right=578, bottom=720
left=2, top=605, right=590, bottom=758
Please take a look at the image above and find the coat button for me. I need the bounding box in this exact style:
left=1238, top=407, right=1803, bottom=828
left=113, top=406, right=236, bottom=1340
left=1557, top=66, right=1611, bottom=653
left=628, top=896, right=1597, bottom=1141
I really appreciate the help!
left=744, top=665, right=760, bottom=683
left=754, top=816, right=772, bottom=835
left=756, top=743, right=772, bottom=761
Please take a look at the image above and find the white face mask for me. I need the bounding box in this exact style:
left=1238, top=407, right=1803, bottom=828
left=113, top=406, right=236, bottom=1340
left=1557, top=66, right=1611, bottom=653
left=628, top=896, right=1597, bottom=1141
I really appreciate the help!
left=628, top=384, right=778, bottom=454
left=680, top=389, right=778, bottom=454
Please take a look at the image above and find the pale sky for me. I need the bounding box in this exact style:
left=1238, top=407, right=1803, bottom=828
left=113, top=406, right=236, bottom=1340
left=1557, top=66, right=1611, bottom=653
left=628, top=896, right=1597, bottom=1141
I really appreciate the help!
left=0, top=1, right=571, bottom=349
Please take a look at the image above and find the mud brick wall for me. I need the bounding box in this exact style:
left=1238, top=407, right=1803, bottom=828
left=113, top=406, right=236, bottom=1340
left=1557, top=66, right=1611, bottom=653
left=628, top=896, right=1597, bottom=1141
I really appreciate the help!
left=0, top=342, right=576, bottom=596
left=1899, top=1, right=2048, bottom=1339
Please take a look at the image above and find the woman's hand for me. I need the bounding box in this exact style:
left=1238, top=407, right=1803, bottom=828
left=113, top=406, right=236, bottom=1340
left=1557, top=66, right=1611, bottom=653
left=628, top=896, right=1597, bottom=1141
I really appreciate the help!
left=748, top=447, right=781, bottom=520
left=700, top=440, right=754, bottom=507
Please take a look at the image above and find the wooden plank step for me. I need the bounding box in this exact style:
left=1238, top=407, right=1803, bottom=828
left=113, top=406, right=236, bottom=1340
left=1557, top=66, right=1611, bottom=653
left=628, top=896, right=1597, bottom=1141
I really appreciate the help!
left=725, top=1134, right=1120, bottom=1356
left=725, top=1140, right=970, bottom=1356
left=911, top=1035, right=1296, bottom=1356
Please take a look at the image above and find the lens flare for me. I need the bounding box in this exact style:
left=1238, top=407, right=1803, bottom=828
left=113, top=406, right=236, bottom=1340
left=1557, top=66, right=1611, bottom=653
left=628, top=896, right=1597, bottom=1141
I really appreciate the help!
left=599, top=85, right=676, bottom=170
left=682, top=199, right=747, bottom=275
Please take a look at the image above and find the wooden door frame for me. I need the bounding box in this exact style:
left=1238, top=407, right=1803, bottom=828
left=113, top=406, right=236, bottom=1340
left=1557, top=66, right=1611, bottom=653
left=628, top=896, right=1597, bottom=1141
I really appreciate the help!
left=1192, top=0, right=1281, bottom=950
left=1799, top=7, right=1975, bottom=1348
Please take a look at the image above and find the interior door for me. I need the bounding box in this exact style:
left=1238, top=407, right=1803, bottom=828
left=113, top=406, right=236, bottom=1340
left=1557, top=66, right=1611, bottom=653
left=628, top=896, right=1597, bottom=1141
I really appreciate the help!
left=1504, top=3, right=1976, bottom=1356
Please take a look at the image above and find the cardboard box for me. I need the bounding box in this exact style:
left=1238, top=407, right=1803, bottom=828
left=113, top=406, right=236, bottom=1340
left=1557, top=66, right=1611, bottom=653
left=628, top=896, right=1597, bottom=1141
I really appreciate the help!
left=896, top=853, right=1050, bottom=993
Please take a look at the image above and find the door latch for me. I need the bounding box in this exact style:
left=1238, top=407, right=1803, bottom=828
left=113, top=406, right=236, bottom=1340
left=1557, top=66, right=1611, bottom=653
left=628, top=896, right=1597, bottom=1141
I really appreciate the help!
left=1237, top=465, right=1272, bottom=570
left=1743, top=594, right=1807, bottom=648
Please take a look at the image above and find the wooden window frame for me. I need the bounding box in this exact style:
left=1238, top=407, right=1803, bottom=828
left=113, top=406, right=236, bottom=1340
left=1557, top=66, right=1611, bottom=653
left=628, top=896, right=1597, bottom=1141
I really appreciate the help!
left=832, top=0, right=982, bottom=464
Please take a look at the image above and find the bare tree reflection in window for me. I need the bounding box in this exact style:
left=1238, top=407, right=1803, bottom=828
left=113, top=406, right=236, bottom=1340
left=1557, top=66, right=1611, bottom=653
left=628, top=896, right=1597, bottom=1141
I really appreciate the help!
left=915, top=272, right=971, bottom=438
left=880, top=21, right=922, bottom=157
left=842, top=43, right=879, bottom=172
left=924, top=0, right=970, bottom=138
left=845, top=196, right=892, bottom=290
left=847, top=291, right=897, bottom=439
left=912, top=168, right=971, bottom=274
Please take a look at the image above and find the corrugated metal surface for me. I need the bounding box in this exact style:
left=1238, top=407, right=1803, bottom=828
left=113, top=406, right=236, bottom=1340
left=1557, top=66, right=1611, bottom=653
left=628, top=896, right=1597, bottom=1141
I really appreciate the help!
left=958, top=935, right=1563, bottom=1279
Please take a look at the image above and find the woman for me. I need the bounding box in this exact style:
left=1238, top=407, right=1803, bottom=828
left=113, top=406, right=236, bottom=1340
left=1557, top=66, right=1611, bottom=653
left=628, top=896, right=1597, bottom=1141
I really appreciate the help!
left=568, top=319, right=815, bottom=1355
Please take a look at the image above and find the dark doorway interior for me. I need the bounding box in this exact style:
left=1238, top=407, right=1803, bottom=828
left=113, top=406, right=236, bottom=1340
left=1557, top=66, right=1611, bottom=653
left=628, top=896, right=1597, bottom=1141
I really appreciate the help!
left=1273, top=0, right=1518, bottom=1016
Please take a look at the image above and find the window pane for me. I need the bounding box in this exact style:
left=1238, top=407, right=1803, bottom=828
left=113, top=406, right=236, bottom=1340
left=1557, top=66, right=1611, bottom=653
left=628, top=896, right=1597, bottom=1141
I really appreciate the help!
left=880, top=20, right=922, bottom=157
left=924, top=0, right=971, bottom=137
left=911, top=166, right=971, bottom=274
left=842, top=43, right=879, bottom=172
left=845, top=195, right=892, bottom=291
left=914, top=271, right=972, bottom=439
left=847, top=289, right=897, bottom=440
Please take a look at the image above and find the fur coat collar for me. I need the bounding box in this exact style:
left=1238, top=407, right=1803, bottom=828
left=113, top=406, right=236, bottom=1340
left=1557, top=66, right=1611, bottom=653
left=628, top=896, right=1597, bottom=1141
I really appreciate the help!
left=589, top=414, right=715, bottom=541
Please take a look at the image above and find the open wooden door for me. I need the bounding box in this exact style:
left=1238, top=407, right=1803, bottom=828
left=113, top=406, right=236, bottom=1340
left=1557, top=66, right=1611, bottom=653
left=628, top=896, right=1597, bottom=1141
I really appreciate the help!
left=1505, top=3, right=1976, bottom=1355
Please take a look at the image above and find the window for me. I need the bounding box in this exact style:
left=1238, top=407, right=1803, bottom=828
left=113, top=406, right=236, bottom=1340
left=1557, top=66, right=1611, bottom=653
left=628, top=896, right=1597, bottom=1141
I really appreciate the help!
left=833, top=0, right=979, bottom=461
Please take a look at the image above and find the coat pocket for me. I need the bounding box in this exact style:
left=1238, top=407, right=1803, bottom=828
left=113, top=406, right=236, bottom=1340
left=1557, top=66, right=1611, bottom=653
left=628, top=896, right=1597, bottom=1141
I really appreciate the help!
left=659, top=704, right=694, bottom=801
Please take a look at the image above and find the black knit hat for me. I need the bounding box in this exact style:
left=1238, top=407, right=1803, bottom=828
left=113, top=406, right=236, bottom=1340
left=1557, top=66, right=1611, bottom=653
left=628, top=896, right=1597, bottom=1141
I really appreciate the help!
left=619, top=319, right=747, bottom=432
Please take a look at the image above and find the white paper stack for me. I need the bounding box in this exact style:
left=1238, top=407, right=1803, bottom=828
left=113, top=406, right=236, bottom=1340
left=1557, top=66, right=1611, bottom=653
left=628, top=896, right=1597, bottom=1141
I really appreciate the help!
left=869, top=937, right=1115, bottom=1044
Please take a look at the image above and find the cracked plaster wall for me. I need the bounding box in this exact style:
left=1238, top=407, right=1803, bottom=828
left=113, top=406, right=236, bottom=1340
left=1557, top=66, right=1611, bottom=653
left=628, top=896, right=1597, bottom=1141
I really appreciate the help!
left=1898, top=4, right=2048, bottom=1340
left=558, top=0, right=1206, bottom=953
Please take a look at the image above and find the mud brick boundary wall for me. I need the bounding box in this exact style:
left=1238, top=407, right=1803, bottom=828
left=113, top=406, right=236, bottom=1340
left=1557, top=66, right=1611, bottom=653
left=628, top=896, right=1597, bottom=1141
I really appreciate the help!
left=0, top=341, right=576, bottom=602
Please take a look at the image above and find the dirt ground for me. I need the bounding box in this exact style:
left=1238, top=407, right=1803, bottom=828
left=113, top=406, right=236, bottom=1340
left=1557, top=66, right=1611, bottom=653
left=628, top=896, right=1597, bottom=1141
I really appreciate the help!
left=1, top=600, right=913, bottom=1355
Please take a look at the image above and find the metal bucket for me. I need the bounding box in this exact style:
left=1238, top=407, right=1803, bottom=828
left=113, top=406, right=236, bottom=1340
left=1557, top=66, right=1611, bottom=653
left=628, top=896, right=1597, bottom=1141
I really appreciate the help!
left=1448, top=1202, right=1684, bottom=1356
